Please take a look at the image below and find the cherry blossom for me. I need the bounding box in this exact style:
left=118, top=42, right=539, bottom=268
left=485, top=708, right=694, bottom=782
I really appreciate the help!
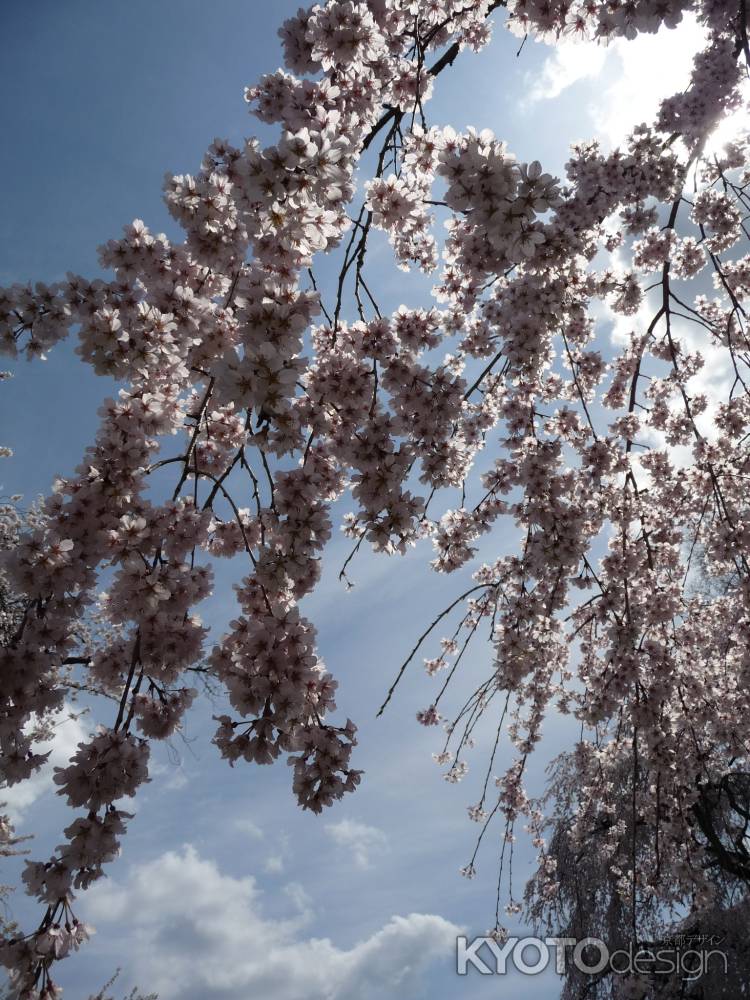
left=2, top=0, right=750, bottom=995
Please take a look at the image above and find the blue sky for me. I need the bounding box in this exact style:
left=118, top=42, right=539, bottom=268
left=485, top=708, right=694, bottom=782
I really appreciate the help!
left=0, top=4, right=710, bottom=999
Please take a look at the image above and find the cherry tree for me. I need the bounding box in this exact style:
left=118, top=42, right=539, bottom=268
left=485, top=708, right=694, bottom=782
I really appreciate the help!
left=1, top=0, right=750, bottom=997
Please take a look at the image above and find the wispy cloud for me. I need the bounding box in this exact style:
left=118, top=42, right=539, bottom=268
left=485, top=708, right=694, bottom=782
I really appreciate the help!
left=264, top=853, right=285, bottom=875
left=325, top=818, right=388, bottom=870
left=232, top=817, right=264, bottom=840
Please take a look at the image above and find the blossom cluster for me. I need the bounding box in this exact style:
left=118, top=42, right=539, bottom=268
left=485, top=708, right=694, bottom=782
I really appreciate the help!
left=2, top=0, right=750, bottom=994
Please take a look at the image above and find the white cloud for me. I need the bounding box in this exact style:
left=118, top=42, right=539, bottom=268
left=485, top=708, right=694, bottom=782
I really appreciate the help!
left=261, top=830, right=290, bottom=874
left=232, top=817, right=264, bottom=840
left=1, top=708, right=88, bottom=823
left=283, top=881, right=313, bottom=916
left=528, top=15, right=707, bottom=146
left=164, top=769, right=189, bottom=792
left=264, top=853, right=285, bottom=875
left=592, top=17, right=707, bottom=147
left=148, top=758, right=190, bottom=792
left=527, top=42, right=608, bottom=103
left=83, top=845, right=460, bottom=1000
left=325, top=818, right=388, bottom=870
